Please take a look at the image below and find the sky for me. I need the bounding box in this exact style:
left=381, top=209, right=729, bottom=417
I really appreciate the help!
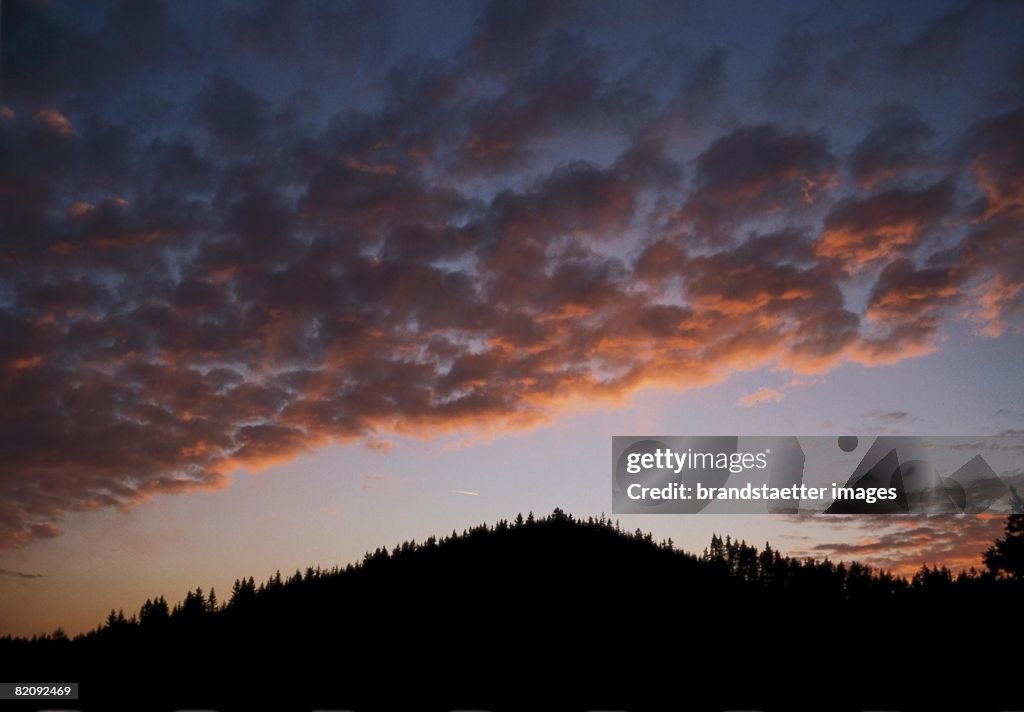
left=1, top=0, right=1023, bottom=638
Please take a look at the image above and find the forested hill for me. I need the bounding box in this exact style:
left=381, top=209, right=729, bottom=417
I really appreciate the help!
left=3, top=508, right=1022, bottom=712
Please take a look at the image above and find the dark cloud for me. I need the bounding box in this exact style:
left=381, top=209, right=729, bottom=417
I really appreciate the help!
left=470, top=0, right=582, bottom=70
left=956, top=108, right=1024, bottom=336
left=226, top=0, right=395, bottom=65
left=2, top=0, right=395, bottom=108
left=461, top=32, right=651, bottom=172
left=959, top=107, right=1024, bottom=221
left=892, top=1, right=987, bottom=76
left=0, top=1, right=1020, bottom=552
left=817, top=180, right=955, bottom=270
left=1, top=0, right=190, bottom=105
left=676, top=46, right=728, bottom=123
left=758, top=25, right=818, bottom=108
left=0, top=567, right=43, bottom=580
left=823, top=17, right=896, bottom=88
left=673, top=124, right=836, bottom=241
left=849, top=105, right=934, bottom=188
left=194, top=76, right=272, bottom=149
left=864, top=258, right=959, bottom=350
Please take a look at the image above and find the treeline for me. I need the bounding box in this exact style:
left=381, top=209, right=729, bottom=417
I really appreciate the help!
left=7, top=502, right=1020, bottom=646
left=2, top=504, right=1022, bottom=711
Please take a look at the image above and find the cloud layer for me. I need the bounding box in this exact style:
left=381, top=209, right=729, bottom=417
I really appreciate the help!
left=799, top=514, right=1006, bottom=576
left=0, top=0, right=1022, bottom=550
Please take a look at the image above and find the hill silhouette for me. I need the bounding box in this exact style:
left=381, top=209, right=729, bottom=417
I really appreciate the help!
left=3, top=508, right=1022, bottom=711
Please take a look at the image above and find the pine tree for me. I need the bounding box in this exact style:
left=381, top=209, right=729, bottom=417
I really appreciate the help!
left=984, top=487, right=1024, bottom=579
left=140, top=596, right=170, bottom=625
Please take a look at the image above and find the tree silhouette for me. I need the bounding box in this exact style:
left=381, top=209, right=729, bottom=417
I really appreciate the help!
left=177, top=588, right=206, bottom=621
left=984, top=486, right=1024, bottom=579
left=2, top=508, right=1021, bottom=711
left=139, top=596, right=169, bottom=626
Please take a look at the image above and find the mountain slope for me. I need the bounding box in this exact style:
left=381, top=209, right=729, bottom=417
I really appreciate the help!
left=3, top=510, right=1020, bottom=711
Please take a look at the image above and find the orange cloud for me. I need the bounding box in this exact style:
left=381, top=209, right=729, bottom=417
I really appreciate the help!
left=34, top=108, right=75, bottom=137
left=968, top=277, right=1023, bottom=338
left=2, top=64, right=1021, bottom=555
left=816, top=181, right=954, bottom=269
left=796, top=514, right=1006, bottom=577
left=738, top=387, right=784, bottom=407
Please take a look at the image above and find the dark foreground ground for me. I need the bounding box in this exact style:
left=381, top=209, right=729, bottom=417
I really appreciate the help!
left=2, top=511, right=1021, bottom=711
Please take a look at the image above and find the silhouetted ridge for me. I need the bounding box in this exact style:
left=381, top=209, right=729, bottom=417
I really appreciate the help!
left=3, top=507, right=1022, bottom=712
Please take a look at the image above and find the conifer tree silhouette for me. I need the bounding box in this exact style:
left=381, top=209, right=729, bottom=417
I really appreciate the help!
left=985, top=487, right=1024, bottom=579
